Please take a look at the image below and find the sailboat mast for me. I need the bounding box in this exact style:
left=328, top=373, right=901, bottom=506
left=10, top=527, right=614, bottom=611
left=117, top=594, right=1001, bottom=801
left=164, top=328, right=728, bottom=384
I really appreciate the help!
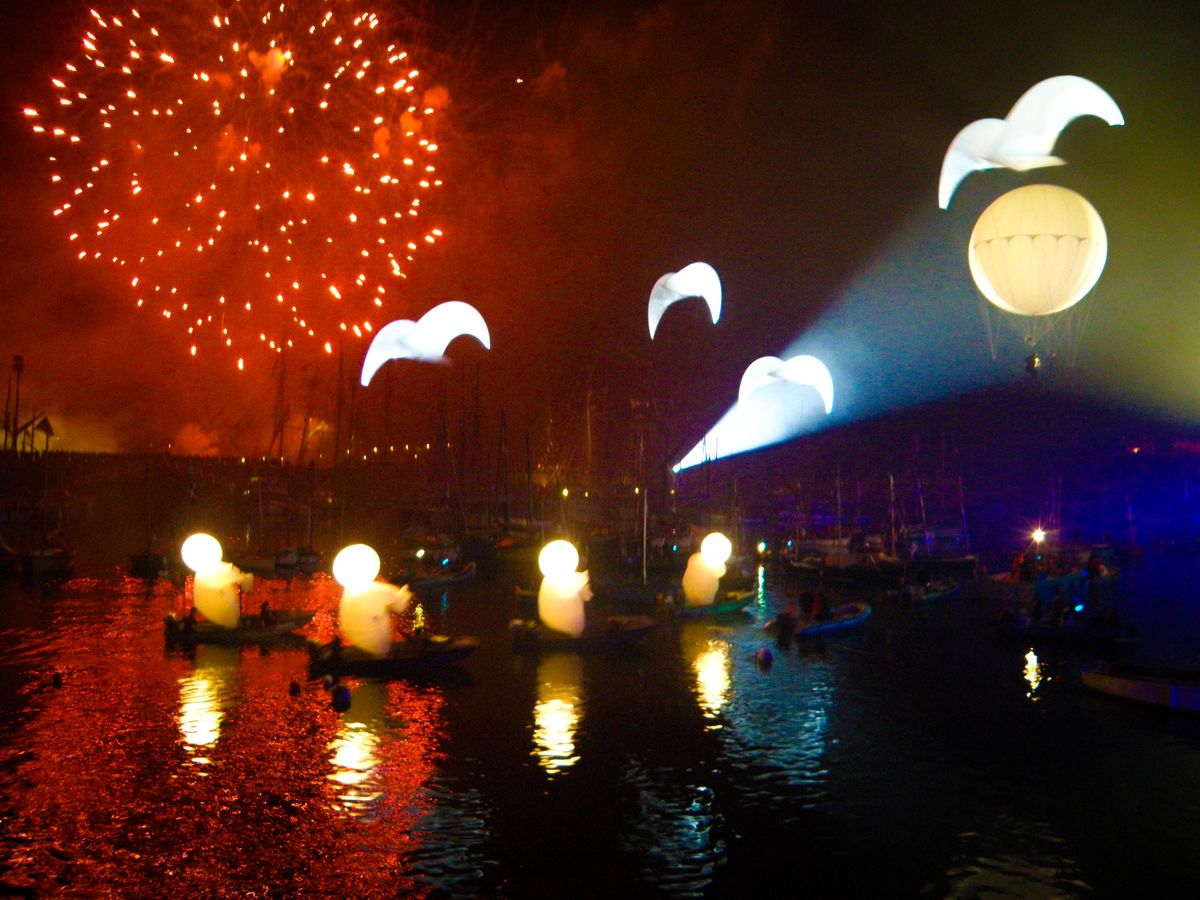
left=888, top=473, right=897, bottom=555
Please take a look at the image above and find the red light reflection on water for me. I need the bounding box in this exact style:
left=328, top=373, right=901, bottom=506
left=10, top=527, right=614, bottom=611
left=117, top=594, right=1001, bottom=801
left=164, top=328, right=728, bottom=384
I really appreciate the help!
left=0, top=575, right=449, bottom=897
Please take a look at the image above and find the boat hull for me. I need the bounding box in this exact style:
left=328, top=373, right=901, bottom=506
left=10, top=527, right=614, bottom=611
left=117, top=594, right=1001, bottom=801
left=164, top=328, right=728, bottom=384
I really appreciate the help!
left=509, top=615, right=657, bottom=652
left=668, top=590, right=754, bottom=618
left=165, top=610, right=314, bottom=645
left=1082, top=665, right=1200, bottom=713
left=307, top=635, right=479, bottom=678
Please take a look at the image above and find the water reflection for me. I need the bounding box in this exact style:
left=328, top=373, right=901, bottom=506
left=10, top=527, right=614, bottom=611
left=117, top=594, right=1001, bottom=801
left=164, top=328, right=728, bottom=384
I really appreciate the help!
left=176, top=644, right=239, bottom=764
left=328, top=679, right=388, bottom=819
left=946, top=812, right=1092, bottom=897
left=693, top=641, right=731, bottom=721
left=678, top=624, right=732, bottom=726
left=1023, top=648, right=1043, bottom=701
left=533, top=654, right=583, bottom=776
left=716, top=627, right=834, bottom=813
left=621, top=757, right=724, bottom=896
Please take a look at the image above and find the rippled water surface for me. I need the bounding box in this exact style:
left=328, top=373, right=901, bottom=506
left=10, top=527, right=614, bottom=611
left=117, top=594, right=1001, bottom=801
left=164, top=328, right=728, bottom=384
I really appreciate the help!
left=4, top=557, right=1200, bottom=897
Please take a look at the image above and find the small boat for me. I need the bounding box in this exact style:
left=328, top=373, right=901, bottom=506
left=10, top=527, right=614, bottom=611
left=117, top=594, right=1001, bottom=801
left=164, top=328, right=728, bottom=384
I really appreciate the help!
left=306, top=634, right=479, bottom=678
left=21, top=543, right=74, bottom=579
left=992, top=610, right=1136, bottom=647
left=890, top=579, right=961, bottom=604
left=1, top=536, right=19, bottom=578
left=275, top=546, right=323, bottom=577
left=129, top=549, right=170, bottom=580
left=404, top=561, right=477, bottom=589
left=666, top=589, right=754, bottom=618
left=979, top=569, right=1086, bottom=607
left=509, top=615, right=657, bottom=653
left=770, top=601, right=872, bottom=639
left=1081, top=663, right=1200, bottom=713
left=164, top=609, right=315, bottom=645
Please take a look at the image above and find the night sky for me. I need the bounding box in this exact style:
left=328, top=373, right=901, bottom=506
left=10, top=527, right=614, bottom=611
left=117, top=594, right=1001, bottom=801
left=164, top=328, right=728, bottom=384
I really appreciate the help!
left=1, top=0, right=1198, bottom=466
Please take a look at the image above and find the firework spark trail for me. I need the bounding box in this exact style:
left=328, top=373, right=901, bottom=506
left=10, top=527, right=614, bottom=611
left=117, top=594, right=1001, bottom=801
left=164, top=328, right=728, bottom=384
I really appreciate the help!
left=26, top=0, right=448, bottom=371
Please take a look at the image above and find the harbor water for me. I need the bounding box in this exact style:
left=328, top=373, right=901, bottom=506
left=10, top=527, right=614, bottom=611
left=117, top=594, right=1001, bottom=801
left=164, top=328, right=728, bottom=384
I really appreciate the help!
left=2, top=555, right=1200, bottom=897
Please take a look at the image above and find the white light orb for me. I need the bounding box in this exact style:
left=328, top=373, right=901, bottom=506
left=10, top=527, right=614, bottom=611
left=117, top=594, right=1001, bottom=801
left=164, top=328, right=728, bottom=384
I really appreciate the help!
left=333, top=543, right=381, bottom=590
left=700, top=532, right=733, bottom=568
left=182, top=533, right=223, bottom=575
left=539, top=540, right=579, bottom=579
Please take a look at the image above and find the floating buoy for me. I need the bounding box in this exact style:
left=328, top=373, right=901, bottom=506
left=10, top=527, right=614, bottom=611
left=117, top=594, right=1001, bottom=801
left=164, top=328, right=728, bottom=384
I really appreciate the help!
left=331, top=683, right=352, bottom=712
left=754, top=647, right=773, bottom=671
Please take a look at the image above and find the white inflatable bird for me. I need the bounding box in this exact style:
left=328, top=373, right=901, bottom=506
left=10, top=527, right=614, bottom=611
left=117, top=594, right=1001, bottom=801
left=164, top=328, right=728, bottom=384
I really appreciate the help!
left=360, top=301, right=491, bottom=386
left=938, top=75, right=1123, bottom=209
left=738, top=354, right=834, bottom=414
left=647, top=262, right=722, bottom=339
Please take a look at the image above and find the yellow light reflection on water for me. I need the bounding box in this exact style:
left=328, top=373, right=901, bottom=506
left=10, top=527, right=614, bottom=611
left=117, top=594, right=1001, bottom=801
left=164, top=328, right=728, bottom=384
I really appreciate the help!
left=1023, top=648, right=1043, bottom=700
left=177, top=673, right=222, bottom=754
left=176, top=645, right=237, bottom=766
left=329, top=723, right=382, bottom=812
left=693, top=641, right=731, bottom=722
left=328, top=681, right=386, bottom=817
left=533, top=655, right=582, bottom=776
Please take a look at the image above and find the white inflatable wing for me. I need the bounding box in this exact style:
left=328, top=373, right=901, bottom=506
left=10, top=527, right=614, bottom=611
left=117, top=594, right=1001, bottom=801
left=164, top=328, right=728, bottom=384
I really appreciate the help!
left=999, top=75, right=1124, bottom=160
left=779, top=355, right=834, bottom=415
left=738, top=354, right=833, bottom=414
left=413, top=301, right=492, bottom=358
left=938, top=76, right=1123, bottom=209
left=647, top=262, right=722, bottom=339
left=738, top=356, right=785, bottom=402
left=938, top=118, right=1006, bottom=209
left=360, top=301, right=492, bottom=386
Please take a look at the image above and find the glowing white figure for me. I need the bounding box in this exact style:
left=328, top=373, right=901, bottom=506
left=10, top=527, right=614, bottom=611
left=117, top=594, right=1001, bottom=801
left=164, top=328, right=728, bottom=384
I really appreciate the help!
left=939, top=75, right=1124, bottom=209
left=647, top=262, right=722, bottom=339
left=182, top=532, right=253, bottom=629
left=333, top=543, right=412, bottom=657
left=681, top=532, right=732, bottom=607
left=969, top=184, right=1107, bottom=317
left=537, top=540, right=592, bottom=637
left=360, top=301, right=492, bottom=386
left=738, top=354, right=834, bottom=414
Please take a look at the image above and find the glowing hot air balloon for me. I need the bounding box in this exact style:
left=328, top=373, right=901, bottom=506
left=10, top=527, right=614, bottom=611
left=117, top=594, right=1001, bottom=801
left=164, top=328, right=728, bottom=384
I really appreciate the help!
left=647, top=262, right=722, bottom=339
left=333, top=543, right=412, bottom=657
left=360, top=301, right=491, bottom=386
left=537, top=539, right=592, bottom=637
left=968, top=184, right=1106, bottom=360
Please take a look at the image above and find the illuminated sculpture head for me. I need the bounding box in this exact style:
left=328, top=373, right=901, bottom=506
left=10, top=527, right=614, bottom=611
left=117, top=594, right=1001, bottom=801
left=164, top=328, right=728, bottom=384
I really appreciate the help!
left=969, top=185, right=1107, bottom=318
left=361, top=301, right=491, bottom=386
left=182, top=533, right=223, bottom=576
left=939, top=75, right=1124, bottom=208
left=647, top=262, right=722, bottom=339
left=333, top=543, right=382, bottom=591
left=700, top=532, right=733, bottom=569
left=539, top=540, right=580, bottom=580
